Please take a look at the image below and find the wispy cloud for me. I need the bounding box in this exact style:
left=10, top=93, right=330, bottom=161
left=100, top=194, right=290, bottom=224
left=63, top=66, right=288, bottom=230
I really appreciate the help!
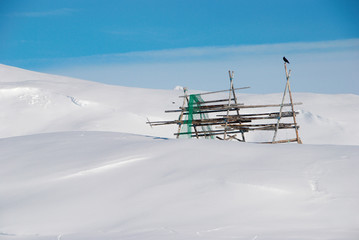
left=44, top=38, right=359, bottom=65
left=11, top=8, right=77, bottom=17
left=31, top=39, right=359, bottom=94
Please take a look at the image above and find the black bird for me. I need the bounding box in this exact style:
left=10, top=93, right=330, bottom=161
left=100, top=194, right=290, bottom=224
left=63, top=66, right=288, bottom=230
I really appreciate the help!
left=283, top=56, right=290, bottom=64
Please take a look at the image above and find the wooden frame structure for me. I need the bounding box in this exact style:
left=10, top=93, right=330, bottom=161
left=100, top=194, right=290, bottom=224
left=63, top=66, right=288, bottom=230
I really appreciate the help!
left=148, top=62, right=302, bottom=144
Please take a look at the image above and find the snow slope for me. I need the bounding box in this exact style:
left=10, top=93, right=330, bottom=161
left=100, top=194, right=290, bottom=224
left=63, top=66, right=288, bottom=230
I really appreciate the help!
left=1, top=132, right=359, bottom=240
left=1, top=64, right=359, bottom=145
left=0, top=64, right=180, bottom=139
left=1, top=64, right=359, bottom=239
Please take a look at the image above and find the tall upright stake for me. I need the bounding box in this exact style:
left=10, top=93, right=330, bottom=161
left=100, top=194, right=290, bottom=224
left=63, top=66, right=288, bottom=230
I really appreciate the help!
left=229, top=71, right=245, bottom=141
left=285, top=64, right=302, bottom=144
left=272, top=62, right=302, bottom=144
left=176, top=87, right=189, bottom=139
left=223, top=71, right=233, bottom=140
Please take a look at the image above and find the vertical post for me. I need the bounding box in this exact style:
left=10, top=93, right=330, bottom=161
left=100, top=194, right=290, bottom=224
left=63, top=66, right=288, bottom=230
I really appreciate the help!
left=176, top=87, right=188, bottom=139
left=223, top=70, right=233, bottom=140
left=230, top=72, right=246, bottom=142
left=193, top=125, right=200, bottom=139
left=272, top=62, right=302, bottom=144
left=286, top=72, right=302, bottom=144
left=272, top=63, right=289, bottom=143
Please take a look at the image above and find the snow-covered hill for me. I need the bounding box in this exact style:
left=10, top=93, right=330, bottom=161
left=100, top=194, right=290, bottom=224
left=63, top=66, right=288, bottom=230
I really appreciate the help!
left=0, top=64, right=180, bottom=139
left=1, top=64, right=359, bottom=145
left=1, top=64, right=359, bottom=239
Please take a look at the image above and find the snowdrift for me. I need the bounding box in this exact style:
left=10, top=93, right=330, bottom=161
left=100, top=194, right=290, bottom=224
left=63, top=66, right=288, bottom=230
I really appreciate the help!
left=1, top=64, right=359, bottom=239
left=1, top=132, right=359, bottom=239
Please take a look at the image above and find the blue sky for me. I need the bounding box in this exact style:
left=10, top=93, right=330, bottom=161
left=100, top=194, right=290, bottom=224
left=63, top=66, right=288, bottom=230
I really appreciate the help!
left=1, top=0, right=358, bottom=93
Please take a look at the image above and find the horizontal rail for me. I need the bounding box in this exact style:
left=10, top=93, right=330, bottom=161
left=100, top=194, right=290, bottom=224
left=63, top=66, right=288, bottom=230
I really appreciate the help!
left=178, top=87, right=250, bottom=98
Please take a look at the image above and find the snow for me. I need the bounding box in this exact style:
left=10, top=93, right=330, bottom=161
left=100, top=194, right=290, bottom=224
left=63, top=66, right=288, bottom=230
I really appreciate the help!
left=1, top=64, right=359, bottom=239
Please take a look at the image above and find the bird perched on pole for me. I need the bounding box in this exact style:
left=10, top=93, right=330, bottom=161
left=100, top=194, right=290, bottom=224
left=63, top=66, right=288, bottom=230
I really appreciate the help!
left=283, top=56, right=290, bottom=64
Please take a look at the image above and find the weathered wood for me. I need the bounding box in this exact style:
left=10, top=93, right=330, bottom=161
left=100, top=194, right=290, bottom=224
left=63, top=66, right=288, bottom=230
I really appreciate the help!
left=264, top=138, right=298, bottom=144
left=228, top=112, right=298, bottom=121
left=238, top=103, right=302, bottom=109
left=272, top=64, right=290, bottom=142
left=218, top=111, right=297, bottom=118
left=193, top=125, right=199, bottom=139
left=198, top=98, right=236, bottom=104
left=229, top=71, right=246, bottom=142
left=165, top=102, right=302, bottom=113
left=176, top=125, right=297, bottom=138
left=224, top=70, right=234, bottom=140
left=180, top=102, right=244, bottom=110
left=285, top=63, right=302, bottom=144
left=175, top=130, right=248, bottom=137
left=178, top=87, right=250, bottom=98
left=227, top=123, right=296, bottom=128
left=175, top=123, right=297, bottom=136
left=239, top=126, right=297, bottom=131
left=174, top=128, right=248, bottom=136
left=149, top=67, right=301, bottom=144
left=176, top=88, right=189, bottom=139
left=148, top=116, right=253, bottom=127
left=148, top=110, right=298, bottom=127
left=271, top=62, right=302, bottom=144
left=187, top=119, right=252, bottom=127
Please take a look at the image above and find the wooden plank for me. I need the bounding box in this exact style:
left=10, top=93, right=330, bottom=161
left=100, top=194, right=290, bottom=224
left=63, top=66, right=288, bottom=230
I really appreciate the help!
left=238, top=103, right=302, bottom=109
left=218, top=111, right=298, bottom=118
left=264, top=138, right=298, bottom=144
left=230, top=112, right=298, bottom=121
left=178, top=87, right=250, bottom=98
left=148, top=114, right=300, bottom=127
left=181, top=102, right=244, bottom=110
left=199, top=98, right=236, bottom=104
left=147, top=117, right=241, bottom=126
left=147, top=120, right=178, bottom=126
left=227, top=123, right=296, bottom=128
left=175, top=126, right=299, bottom=138
left=165, top=102, right=302, bottom=113
left=174, top=123, right=297, bottom=136
left=238, top=126, right=296, bottom=131
left=174, top=128, right=248, bottom=136
left=175, top=130, right=248, bottom=137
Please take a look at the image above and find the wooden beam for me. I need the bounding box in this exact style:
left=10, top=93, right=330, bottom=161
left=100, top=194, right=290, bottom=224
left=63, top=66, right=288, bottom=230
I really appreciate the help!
left=263, top=138, right=299, bottom=144
left=198, top=98, right=236, bottom=104
left=178, top=87, right=250, bottom=98
left=175, top=130, right=248, bottom=137
left=227, top=123, right=296, bottom=128
left=218, top=111, right=298, bottom=118
left=165, top=102, right=302, bottom=113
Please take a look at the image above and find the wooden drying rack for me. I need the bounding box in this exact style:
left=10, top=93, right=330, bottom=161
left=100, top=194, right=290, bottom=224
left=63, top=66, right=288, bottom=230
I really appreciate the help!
left=147, top=62, right=302, bottom=144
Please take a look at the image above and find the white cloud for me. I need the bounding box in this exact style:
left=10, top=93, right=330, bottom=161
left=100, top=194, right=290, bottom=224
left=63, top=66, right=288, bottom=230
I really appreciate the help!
left=43, top=39, right=359, bottom=94
left=41, top=38, right=359, bottom=67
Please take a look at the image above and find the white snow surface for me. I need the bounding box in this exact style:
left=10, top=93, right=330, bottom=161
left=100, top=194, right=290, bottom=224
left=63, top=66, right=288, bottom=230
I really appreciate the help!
left=1, top=64, right=359, bottom=239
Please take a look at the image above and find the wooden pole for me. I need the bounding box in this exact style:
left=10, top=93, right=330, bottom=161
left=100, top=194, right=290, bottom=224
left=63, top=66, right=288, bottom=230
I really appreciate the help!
left=230, top=71, right=246, bottom=142
left=286, top=71, right=302, bottom=144
left=178, top=87, right=250, bottom=98
left=193, top=125, right=200, bottom=139
left=176, top=87, right=188, bottom=139
left=272, top=62, right=302, bottom=144
left=224, top=70, right=233, bottom=140
left=272, top=64, right=290, bottom=143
